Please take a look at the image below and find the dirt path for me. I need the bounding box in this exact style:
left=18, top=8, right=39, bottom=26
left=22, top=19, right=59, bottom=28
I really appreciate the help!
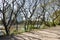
left=0, top=26, right=60, bottom=40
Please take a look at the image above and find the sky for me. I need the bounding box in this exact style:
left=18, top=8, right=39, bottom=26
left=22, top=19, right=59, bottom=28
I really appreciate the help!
left=0, top=0, right=2, bottom=8
left=0, top=0, right=2, bottom=20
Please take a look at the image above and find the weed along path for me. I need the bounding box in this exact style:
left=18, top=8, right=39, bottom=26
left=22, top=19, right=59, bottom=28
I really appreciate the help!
left=0, top=26, right=60, bottom=40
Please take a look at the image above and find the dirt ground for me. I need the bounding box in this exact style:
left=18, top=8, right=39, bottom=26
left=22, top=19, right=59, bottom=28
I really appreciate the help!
left=0, top=25, right=60, bottom=40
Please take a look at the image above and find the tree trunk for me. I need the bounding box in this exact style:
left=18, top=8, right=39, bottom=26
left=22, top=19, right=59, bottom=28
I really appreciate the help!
left=53, top=20, right=56, bottom=26
left=5, top=26, right=9, bottom=35
left=16, top=23, right=18, bottom=32
left=24, top=21, right=27, bottom=32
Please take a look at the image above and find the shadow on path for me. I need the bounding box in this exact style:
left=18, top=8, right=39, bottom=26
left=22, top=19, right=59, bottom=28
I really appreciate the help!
left=0, top=34, right=41, bottom=40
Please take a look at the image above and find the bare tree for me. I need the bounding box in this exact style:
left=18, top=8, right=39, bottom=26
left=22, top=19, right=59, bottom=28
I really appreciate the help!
left=51, top=7, right=60, bottom=26
left=13, top=0, right=25, bottom=32
left=0, top=0, right=25, bottom=35
left=0, top=0, right=15, bottom=35
left=22, top=0, right=39, bottom=31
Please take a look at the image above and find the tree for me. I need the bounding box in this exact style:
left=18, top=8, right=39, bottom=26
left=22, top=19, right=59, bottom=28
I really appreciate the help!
left=22, top=0, right=39, bottom=31
left=13, top=0, right=25, bottom=32
left=51, top=10, right=60, bottom=25
left=0, top=0, right=25, bottom=35
left=0, top=0, right=15, bottom=35
left=40, top=0, right=51, bottom=25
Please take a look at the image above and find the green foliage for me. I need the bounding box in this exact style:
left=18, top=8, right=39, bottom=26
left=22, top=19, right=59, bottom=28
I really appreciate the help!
left=50, top=10, right=60, bottom=26
left=51, top=10, right=60, bottom=19
left=54, top=10, right=60, bottom=25
left=40, top=24, right=49, bottom=29
left=25, top=25, right=35, bottom=32
left=45, top=21, right=55, bottom=27
left=25, top=24, right=40, bottom=32
left=54, top=16, right=60, bottom=25
left=48, top=22, right=55, bottom=26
